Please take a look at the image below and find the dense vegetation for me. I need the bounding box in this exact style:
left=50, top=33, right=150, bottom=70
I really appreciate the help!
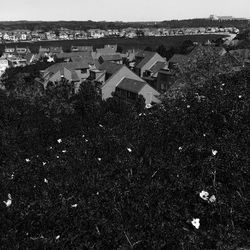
left=0, top=56, right=250, bottom=249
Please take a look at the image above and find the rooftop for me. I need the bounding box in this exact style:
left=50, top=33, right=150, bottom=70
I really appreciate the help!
left=117, top=77, right=146, bottom=93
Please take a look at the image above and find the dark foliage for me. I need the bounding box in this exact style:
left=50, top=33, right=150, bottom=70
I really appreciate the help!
left=0, top=65, right=250, bottom=249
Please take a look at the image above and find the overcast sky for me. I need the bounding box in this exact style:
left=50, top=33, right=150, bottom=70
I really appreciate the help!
left=1, top=0, right=249, bottom=21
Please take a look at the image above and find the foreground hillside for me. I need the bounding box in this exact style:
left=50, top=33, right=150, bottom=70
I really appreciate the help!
left=0, top=69, right=250, bottom=249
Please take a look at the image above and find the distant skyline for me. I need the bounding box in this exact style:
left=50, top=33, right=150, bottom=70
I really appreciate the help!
left=1, top=0, right=249, bottom=21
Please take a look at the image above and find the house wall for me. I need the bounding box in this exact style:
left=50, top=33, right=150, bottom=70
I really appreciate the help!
left=139, top=84, right=161, bottom=104
left=101, top=66, right=144, bottom=100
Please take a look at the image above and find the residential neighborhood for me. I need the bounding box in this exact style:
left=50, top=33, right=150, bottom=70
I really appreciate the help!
left=0, top=26, right=240, bottom=44
left=1, top=35, right=249, bottom=104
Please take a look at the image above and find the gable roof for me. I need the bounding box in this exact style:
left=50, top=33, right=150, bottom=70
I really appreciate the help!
left=99, top=54, right=122, bottom=62
left=149, top=61, right=168, bottom=74
left=56, top=52, right=94, bottom=64
left=97, top=61, right=124, bottom=75
left=136, top=51, right=158, bottom=69
left=44, top=62, right=89, bottom=75
left=117, top=77, right=146, bottom=93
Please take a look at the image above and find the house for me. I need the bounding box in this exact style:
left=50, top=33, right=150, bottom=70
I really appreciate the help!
left=49, top=47, right=63, bottom=55
left=156, top=69, right=175, bottom=93
left=0, top=58, right=9, bottom=77
left=55, top=51, right=94, bottom=65
left=98, top=54, right=123, bottom=64
left=93, top=46, right=117, bottom=59
left=37, top=61, right=91, bottom=91
left=71, top=46, right=93, bottom=52
left=134, top=51, right=166, bottom=77
left=91, top=61, right=160, bottom=104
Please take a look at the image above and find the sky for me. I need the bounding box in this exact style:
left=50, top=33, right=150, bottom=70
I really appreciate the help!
left=1, top=0, right=250, bottom=21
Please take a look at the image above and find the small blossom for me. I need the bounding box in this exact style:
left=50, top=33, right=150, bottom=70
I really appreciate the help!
left=96, top=192, right=99, bottom=195
left=209, top=195, right=216, bottom=203
left=56, top=156, right=60, bottom=159
left=71, top=204, right=78, bottom=208
left=82, top=134, right=85, bottom=138
left=203, top=133, right=206, bottom=137
left=85, top=139, right=88, bottom=142
left=97, top=158, right=101, bottom=161
left=199, top=190, right=209, bottom=201
left=145, top=103, right=152, bottom=109
left=239, top=95, right=242, bottom=99
left=44, top=178, right=48, bottom=184
left=10, top=173, right=14, bottom=179
left=212, top=149, right=218, bottom=156
left=42, top=162, right=46, bottom=166
left=191, top=218, right=200, bottom=229
left=3, top=194, right=12, bottom=207
left=49, top=146, right=53, bottom=150
left=127, top=148, right=132, bottom=152
left=62, top=150, right=67, bottom=153
left=178, top=146, right=182, bottom=151
left=25, top=158, right=30, bottom=163
left=57, top=139, right=62, bottom=143
left=187, top=105, right=191, bottom=109
left=99, top=124, right=103, bottom=128
left=55, top=235, right=60, bottom=240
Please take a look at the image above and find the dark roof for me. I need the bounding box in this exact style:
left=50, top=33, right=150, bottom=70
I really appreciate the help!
left=169, top=54, right=188, bottom=64
left=44, top=62, right=89, bottom=74
left=136, top=51, right=157, bottom=69
left=56, top=52, right=94, bottom=64
left=99, top=54, right=122, bottom=61
left=97, top=61, right=123, bottom=75
left=149, top=61, right=168, bottom=74
left=117, top=78, right=146, bottom=93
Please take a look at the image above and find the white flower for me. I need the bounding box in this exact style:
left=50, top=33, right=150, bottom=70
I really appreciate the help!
left=203, top=133, right=206, bottom=137
left=178, top=146, right=182, bottom=151
left=97, top=158, right=101, bottom=161
left=145, top=103, right=152, bottom=109
left=42, top=162, right=46, bottom=166
left=25, top=158, right=30, bottom=163
left=239, top=95, right=242, bottom=99
left=187, top=105, right=191, bottom=109
left=212, top=149, right=218, bottom=156
left=49, top=146, right=53, bottom=150
left=57, top=139, right=62, bottom=144
left=44, top=178, right=48, bottom=184
left=209, top=195, right=216, bottom=203
left=10, top=173, right=14, bottom=179
left=3, top=194, right=12, bottom=207
left=99, top=124, right=103, bottom=128
left=71, top=204, right=78, bottom=208
left=85, top=139, right=88, bottom=142
left=82, top=134, right=85, bottom=138
left=191, top=218, right=200, bottom=229
left=55, top=235, right=60, bottom=240
left=62, top=150, right=67, bottom=153
left=127, top=148, right=132, bottom=152
left=96, top=192, right=99, bottom=195
left=199, top=190, right=209, bottom=201
left=56, top=156, right=60, bottom=159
